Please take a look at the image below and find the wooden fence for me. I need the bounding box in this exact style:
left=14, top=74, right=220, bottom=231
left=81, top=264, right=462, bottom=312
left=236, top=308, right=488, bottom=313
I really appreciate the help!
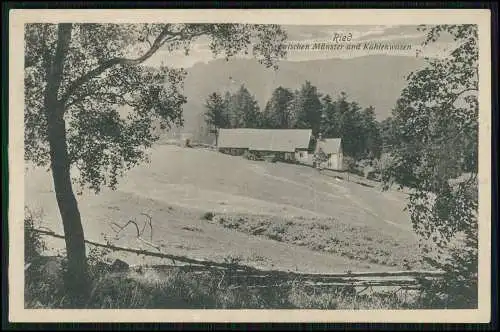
left=32, top=228, right=445, bottom=290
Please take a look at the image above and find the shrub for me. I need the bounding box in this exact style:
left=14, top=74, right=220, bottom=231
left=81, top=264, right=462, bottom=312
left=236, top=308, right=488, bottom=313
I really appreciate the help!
left=417, top=245, right=478, bottom=308
left=266, top=223, right=288, bottom=241
left=408, top=178, right=479, bottom=308
left=350, top=166, right=365, bottom=177
left=202, top=211, right=215, bottom=221
left=242, top=150, right=257, bottom=161
left=366, top=169, right=381, bottom=181
left=313, top=149, right=328, bottom=168
left=24, top=208, right=46, bottom=263
left=343, top=156, right=356, bottom=172
left=87, top=244, right=113, bottom=279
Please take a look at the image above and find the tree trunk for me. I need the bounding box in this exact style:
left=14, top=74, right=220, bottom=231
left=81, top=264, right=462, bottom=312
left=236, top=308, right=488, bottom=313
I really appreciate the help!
left=43, top=23, right=89, bottom=305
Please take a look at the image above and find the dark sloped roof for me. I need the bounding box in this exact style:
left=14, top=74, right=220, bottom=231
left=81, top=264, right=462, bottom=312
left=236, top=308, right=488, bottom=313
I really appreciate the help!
left=316, top=138, right=342, bottom=154
left=217, top=128, right=312, bottom=152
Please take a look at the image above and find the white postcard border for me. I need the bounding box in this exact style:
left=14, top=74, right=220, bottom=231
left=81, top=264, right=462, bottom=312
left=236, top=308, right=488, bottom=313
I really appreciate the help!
left=8, top=9, right=492, bottom=323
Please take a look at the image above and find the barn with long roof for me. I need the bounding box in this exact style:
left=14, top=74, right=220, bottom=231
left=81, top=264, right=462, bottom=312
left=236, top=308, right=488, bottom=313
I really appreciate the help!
left=217, top=128, right=313, bottom=163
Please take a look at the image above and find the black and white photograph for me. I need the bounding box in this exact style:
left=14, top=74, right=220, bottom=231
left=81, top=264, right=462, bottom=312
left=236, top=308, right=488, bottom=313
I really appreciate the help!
left=8, top=9, right=492, bottom=323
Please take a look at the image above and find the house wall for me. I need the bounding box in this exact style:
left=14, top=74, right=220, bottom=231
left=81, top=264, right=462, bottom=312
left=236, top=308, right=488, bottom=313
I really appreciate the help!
left=295, top=150, right=309, bottom=164
left=284, top=152, right=295, bottom=161
left=325, top=152, right=344, bottom=171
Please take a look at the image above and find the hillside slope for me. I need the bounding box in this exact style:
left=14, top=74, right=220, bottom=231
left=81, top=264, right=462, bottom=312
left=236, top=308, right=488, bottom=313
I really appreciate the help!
left=25, top=144, right=418, bottom=273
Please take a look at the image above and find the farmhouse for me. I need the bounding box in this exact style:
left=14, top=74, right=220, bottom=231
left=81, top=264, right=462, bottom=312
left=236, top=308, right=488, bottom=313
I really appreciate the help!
left=315, top=137, right=344, bottom=171
left=217, top=128, right=312, bottom=162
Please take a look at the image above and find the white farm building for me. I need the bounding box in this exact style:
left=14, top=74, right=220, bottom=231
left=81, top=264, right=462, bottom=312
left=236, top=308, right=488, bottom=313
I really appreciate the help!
left=314, top=137, right=344, bottom=171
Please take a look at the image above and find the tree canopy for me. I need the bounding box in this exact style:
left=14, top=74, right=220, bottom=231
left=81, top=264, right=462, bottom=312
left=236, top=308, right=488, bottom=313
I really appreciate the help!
left=262, top=86, right=295, bottom=129
left=205, top=82, right=385, bottom=160
left=25, top=23, right=287, bottom=304
left=25, top=23, right=287, bottom=192
left=292, top=81, right=323, bottom=136
left=225, top=84, right=262, bottom=128
left=382, top=24, right=479, bottom=307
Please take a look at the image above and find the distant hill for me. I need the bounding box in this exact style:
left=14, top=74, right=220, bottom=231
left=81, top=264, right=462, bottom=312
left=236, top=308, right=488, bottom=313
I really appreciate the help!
left=169, top=55, right=428, bottom=141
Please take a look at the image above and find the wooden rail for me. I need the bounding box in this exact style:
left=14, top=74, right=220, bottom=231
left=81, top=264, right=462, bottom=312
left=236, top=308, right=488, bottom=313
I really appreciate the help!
left=33, top=228, right=445, bottom=288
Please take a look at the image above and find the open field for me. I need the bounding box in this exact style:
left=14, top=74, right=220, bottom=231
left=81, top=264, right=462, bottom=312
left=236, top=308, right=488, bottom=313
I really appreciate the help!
left=25, top=144, right=420, bottom=273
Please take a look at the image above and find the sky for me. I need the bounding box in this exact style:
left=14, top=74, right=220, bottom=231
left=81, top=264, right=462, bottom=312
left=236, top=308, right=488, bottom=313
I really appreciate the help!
left=144, top=24, right=458, bottom=68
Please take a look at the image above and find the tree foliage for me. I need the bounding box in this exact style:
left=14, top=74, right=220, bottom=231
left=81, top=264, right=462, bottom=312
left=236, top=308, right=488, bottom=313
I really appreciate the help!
left=379, top=116, right=397, bottom=152
left=320, top=94, right=338, bottom=138
left=292, top=81, right=323, bottom=136
left=225, top=84, right=262, bottom=128
left=360, top=106, right=382, bottom=159
left=382, top=24, right=479, bottom=308
left=262, top=86, right=295, bottom=129
left=321, top=92, right=381, bottom=160
left=25, top=23, right=287, bottom=303
left=313, top=147, right=329, bottom=167
left=206, top=81, right=385, bottom=160
left=26, top=23, right=287, bottom=193
left=204, top=92, right=230, bottom=143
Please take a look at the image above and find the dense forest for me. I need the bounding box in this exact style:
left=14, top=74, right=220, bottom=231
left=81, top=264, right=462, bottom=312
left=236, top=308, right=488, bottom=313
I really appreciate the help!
left=204, top=81, right=386, bottom=162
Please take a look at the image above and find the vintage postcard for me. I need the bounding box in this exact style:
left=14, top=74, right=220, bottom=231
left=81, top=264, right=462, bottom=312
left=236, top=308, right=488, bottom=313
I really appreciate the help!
left=9, top=9, right=492, bottom=323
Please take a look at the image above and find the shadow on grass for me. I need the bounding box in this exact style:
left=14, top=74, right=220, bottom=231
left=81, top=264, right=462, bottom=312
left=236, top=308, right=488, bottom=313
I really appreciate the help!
left=25, top=256, right=428, bottom=310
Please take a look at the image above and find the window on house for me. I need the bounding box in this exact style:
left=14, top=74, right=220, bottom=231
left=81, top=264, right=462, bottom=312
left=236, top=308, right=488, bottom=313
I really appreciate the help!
left=299, top=152, right=304, bottom=158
